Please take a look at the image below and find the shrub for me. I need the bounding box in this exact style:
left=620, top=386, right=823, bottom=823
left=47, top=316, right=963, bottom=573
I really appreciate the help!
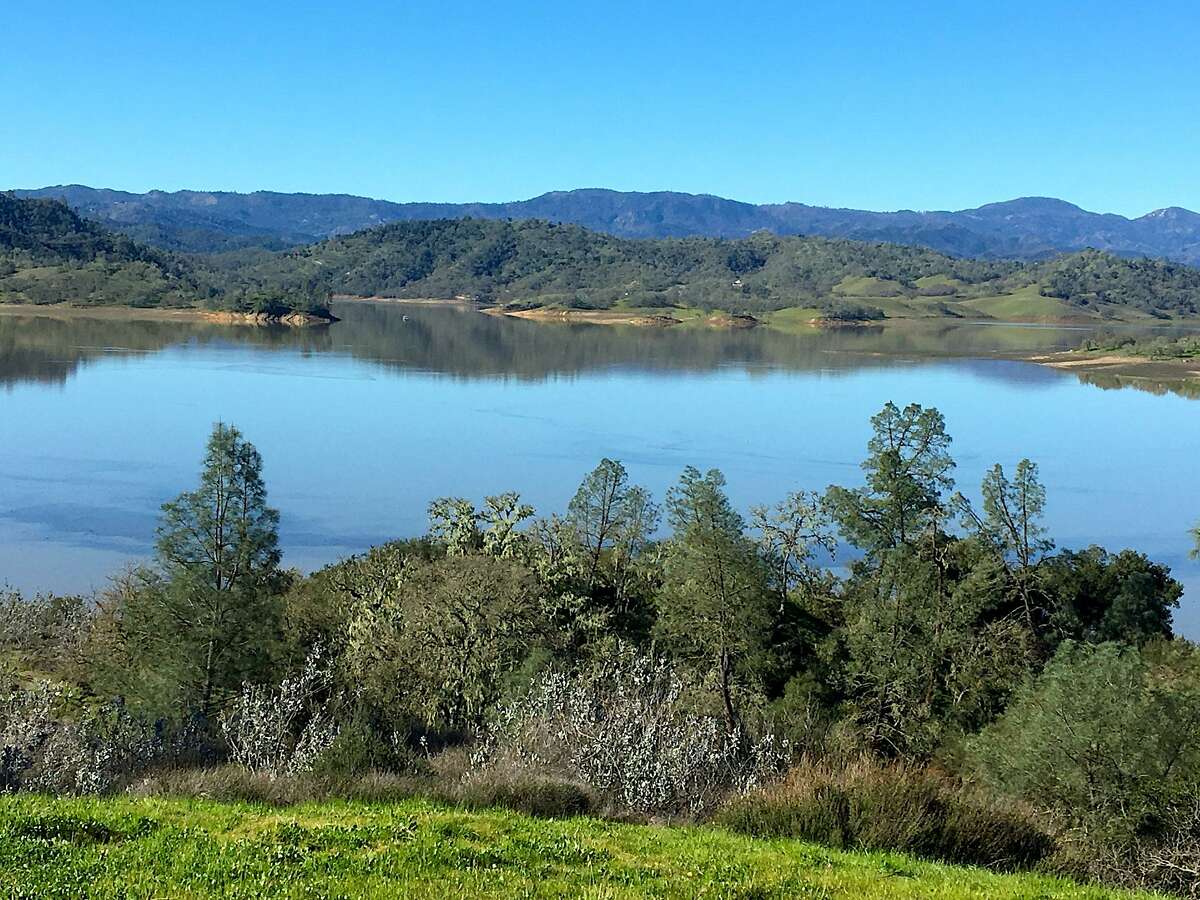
left=0, top=677, right=162, bottom=794
left=817, top=300, right=885, bottom=322
left=309, top=719, right=421, bottom=778
left=129, top=761, right=597, bottom=819
left=1124, top=790, right=1200, bottom=896
left=1052, top=789, right=1200, bottom=896
left=219, top=650, right=339, bottom=777
left=343, top=553, right=545, bottom=734
left=475, top=645, right=787, bottom=819
left=968, top=640, right=1200, bottom=840
left=716, top=757, right=1052, bottom=871
left=0, top=591, right=92, bottom=673
left=444, top=764, right=597, bottom=819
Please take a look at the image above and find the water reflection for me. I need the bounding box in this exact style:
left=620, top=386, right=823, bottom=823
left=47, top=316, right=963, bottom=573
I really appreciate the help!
left=3, top=301, right=1198, bottom=390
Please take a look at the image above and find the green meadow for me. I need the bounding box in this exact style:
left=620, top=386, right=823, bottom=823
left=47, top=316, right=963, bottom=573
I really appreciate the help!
left=0, top=796, right=1153, bottom=899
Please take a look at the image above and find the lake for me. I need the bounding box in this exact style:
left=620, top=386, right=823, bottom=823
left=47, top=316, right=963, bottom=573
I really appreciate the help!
left=2, top=300, right=1199, bottom=634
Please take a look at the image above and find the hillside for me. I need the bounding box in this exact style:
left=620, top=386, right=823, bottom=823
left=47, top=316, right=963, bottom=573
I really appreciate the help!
left=16, top=184, right=1200, bottom=264
left=226, top=217, right=1200, bottom=321
left=0, top=194, right=325, bottom=316
left=7, top=196, right=1199, bottom=322
left=0, top=193, right=206, bottom=308
left=0, top=796, right=1146, bottom=899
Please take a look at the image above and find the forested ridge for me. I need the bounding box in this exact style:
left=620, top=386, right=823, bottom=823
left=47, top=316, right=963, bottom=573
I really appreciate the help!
left=0, top=194, right=325, bottom=315
left=6, top=193, right=1200, bottom=319
left=17, top=185, right=1200, bottom=265
left=227, top=217, right=1200, bottom=318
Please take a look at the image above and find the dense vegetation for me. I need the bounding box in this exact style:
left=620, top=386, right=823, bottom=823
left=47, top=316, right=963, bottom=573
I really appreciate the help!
left=7, top=193, right=1200, bottom=320
left=0, top=194, right=202, bottom=308
left=4, top=409, right=1200, bottom=895
left=206, top=217, right=1200, bottom=318
left=0, top=194, right=327, bottom=315
left=1080, top=331, right=1200, bottom=359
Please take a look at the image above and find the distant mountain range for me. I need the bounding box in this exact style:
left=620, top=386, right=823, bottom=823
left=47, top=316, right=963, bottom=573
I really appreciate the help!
left=12, top=185, right=1200, bottom=264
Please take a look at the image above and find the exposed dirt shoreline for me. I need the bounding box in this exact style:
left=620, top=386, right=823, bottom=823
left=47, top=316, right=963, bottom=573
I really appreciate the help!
left=1022, top=350, right=1200, bottom=381
left=484, top=307, right=685, bottom=327
left=0, top=303, right=336, bottom=327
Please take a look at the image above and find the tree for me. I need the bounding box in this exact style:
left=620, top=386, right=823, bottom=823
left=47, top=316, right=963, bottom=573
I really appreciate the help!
left=565, top=458, right=659, bottom=611
left=1041, top=547, right=1180, bottom=645
left=958, top=460, right=1053, bottom=632
left=345, top=555, right=545, bottom=733
left=122, top=423, right=283, bottom=718
left=826, top=404, right=982, bottom=755
left=427, top=497, right=481, bottom=556
left=480, top=492, right=535, bottom=559
left=750, top=491, right=834, bottom=608
left=826, top=402, right=955, bottom=553
left=157, top=423, right=280, bottom=594
left=655, top=467, right=772, bottom=734
left=970, top=640, right=1200, bottom=838
left=428, top=493, right=535, bottom=560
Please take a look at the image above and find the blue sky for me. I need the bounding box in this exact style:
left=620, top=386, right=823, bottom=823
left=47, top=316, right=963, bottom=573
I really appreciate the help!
left=4, top=0, right=1199, bottom=215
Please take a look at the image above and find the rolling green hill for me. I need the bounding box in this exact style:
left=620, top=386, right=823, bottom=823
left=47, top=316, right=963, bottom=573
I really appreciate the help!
left=0, top=796, right=1149, bottom=899
left=0, top=193, right=203, bottom=308
left=226, top=217, right=1200, bottom=322
left=0, top=194, right=325, bottom=315
left=7, top=195, right=1200, bottom=323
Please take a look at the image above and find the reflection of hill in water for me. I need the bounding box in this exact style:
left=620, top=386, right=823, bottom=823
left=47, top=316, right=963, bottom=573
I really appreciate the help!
left=3, top=301, right=1199, bottom=390
left=1074, top=371, right=1200, bottom=400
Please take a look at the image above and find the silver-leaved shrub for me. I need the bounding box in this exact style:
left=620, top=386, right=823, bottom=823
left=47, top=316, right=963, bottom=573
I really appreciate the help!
left=475, top=644, right=786, bottom=817
left=219, top=649, right=339, bottom=777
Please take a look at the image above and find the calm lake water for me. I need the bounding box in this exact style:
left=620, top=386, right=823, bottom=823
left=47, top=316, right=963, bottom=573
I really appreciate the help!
left=3, top=301, right=1199, bottom=634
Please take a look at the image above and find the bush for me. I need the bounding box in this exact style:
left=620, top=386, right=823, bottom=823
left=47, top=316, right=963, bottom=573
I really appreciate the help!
left=309, top=719, right=421, bottom=778
left=130, top=760, right=597, bottom=819
left=219, top=650, right=339, bottom=777
left=445, top=765, right=597, bottom=819
left=474, top=645, right=787, bottom=819
left=0, top=677, right=162, bottom=794
left=0, top=590, right=91, bottom=675
left=1053, top=789, right=1200, bottom=896
left=817, top=300, right=885, bottom=322
left=968, top=640, right=1200, bottom=840
left=716, top=757, right=1052, bottom=871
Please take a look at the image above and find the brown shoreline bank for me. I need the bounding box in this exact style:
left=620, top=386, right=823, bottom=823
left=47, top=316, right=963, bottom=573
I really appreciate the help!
left=1022, top=350, right=1200, bottom=382
left=0, top=303, right=336, bottom=327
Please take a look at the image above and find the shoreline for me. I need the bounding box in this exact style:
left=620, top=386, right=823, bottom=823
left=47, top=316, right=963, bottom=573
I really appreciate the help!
left=331, top=294, right=481, bottom=307
left=0, top=303, right=335, bottom=327
left=1022, top=350, right=1200, bottom=381
left=329, top=295, right=1193, bottom=331
left=483, top=307, right=686, bottom=327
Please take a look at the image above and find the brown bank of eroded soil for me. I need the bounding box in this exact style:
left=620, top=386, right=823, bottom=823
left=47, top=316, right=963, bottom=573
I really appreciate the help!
left=0, top=303, right=335, bottom=327
left=1024, top=350, right=1200, bottom=381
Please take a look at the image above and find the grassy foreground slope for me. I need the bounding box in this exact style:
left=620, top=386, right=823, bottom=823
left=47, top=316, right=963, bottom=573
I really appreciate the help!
left=0, top=796, right=1146, bottom=899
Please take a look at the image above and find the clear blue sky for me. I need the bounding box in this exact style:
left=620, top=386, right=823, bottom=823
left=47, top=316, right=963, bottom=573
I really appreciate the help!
left=4, top=0, right=1199, bottom=216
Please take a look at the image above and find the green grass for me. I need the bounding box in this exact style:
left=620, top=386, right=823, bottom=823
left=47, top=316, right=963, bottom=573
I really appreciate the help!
left=0, top=796, right=1151, bottom=899
left=762, top=307, right=829, bottom=329
left=832, top=275, right=907, bottom=298
left=958, top=286, right=1090, bottom=321
left=915, top=274, right=968, bottom=291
